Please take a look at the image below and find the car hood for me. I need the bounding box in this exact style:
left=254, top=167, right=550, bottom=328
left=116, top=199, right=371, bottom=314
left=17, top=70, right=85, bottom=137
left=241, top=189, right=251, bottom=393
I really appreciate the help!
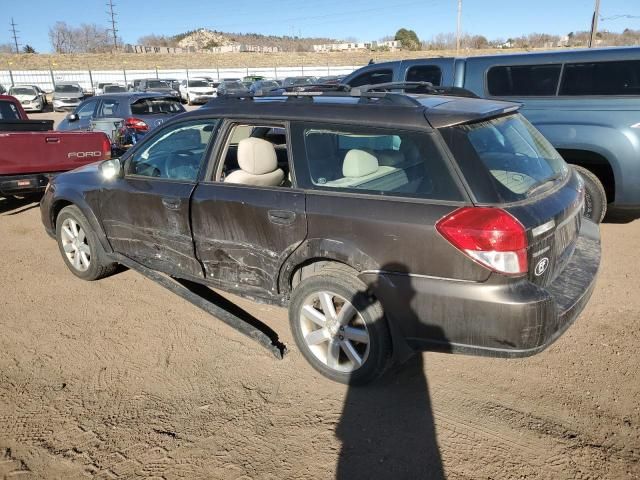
left=189, top=87, right=215, bottom=93
left=13, top=94, right=39, bottom=101
left=54, top=91, right=83, bottom=99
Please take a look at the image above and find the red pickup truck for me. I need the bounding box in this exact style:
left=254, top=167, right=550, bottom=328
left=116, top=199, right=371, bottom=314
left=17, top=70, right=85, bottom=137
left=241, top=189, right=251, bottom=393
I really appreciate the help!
left=0, top=95, right=111, bottom=198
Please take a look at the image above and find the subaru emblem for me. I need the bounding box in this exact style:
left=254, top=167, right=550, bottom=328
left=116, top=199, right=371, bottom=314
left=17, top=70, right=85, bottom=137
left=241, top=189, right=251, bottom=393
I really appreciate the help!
left=534, top=257, right=549, bottom=276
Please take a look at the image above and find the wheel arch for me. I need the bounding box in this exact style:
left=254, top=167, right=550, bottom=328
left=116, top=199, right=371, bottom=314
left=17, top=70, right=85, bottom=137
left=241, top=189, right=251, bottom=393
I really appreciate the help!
left=50, top=195, right=113, bottom=253
left=556, top=148, right=615, bottom=203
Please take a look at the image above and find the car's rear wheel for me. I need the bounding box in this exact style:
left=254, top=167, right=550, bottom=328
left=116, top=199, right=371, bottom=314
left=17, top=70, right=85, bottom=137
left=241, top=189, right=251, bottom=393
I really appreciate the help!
left=56, top=205, right=117, bottom=281
left=573, top=165, right=607, bottom=223
left=289, top=265, right=391, bottom=385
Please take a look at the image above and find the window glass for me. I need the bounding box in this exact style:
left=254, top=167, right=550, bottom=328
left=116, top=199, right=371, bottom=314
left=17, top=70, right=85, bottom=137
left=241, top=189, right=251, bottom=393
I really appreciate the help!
left=0, top=100, right=21, bottom=120
left=405, top=65, right=442, bottom=90
left=295, top=124, right=462, bottom=201
left=440, top=113, right=568, bottom=203
left=76, top=100, right=98, bottom=119
left=97, top=99, right=119, bottom=117
left=348, top=69, right=393, bottom=87
left=559, top=60, right=640, bottom=95
left=487, top=64, right=561, bottom=96
left=128, top=120, right=218, bottom=181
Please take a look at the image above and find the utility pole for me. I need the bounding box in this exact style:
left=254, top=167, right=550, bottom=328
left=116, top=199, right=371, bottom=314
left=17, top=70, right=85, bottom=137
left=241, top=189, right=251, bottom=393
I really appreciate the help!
left=10, top=18, right=20, bottom=54
left=106, top=0, right=118, bottom=51
left=588, top=0, right=601, bottom=48
left=456, top=0, right=462, bottom=55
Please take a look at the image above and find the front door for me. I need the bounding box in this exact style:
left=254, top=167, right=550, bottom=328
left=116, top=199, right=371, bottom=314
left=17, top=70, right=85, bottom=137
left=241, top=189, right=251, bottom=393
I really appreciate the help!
left=100, top=118, right=220, bottom=279
left=190, top=121, right=307, bottom=300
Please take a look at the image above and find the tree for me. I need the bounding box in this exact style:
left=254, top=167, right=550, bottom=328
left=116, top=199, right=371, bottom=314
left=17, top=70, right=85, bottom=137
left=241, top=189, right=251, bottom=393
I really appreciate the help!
left=23, top=44, right=36, bottom=54
left=395, top=28, right=421, bottom=51
left=0, top=43, right=13, bottom=53
left=49, top=21, right=114, bottom=53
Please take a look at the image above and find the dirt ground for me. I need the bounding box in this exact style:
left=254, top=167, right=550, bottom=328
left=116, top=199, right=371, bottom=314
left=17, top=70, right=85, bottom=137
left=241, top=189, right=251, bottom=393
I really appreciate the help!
left=1, top=137, right=640, bottom=478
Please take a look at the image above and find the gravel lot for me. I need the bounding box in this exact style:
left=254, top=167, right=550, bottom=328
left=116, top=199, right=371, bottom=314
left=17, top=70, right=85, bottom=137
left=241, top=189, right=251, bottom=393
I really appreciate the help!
left=1, top=110, right=639, bottom=479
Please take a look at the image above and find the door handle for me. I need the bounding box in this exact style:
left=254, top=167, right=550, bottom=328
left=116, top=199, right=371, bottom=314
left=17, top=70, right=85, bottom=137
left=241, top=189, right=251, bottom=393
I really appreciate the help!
left=268, top=209, right=296, bottom=225
left=161, top=197, right=182, bottom=210
left=45, top=137, right=60, bottom=143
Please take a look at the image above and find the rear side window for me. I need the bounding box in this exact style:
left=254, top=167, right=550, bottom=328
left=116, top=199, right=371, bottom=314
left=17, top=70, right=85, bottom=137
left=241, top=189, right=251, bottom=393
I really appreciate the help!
left=440, top=114, right=568, bottom=203
left=405, top=65, right=442, bottom=89
left=130, top=98, right=184, bottom=115
left=97, top=99, right=119, bottom=116
left=0, top=101, right=21, bottom=120
left=348, top=69, right=393, bottom=87
left=292, top=123, right=463, bottom=201
left=559, top=60, right=640, bottom=95
left=487, top=64, right=561, bottom=96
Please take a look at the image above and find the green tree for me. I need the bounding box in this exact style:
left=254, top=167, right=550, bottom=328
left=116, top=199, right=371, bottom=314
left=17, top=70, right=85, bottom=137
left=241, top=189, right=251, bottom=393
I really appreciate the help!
left=395, top=28, right=421, bottom=51
left=23, top=44, right=36, bottom=54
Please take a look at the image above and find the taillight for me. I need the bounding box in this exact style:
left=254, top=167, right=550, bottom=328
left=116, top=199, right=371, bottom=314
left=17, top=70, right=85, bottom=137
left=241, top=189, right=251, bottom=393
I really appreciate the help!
left=436, top=207, right=528, bottom=275
left=125, top=117, right=149, bottom=132
left=101, top=134, right=111, bottom=160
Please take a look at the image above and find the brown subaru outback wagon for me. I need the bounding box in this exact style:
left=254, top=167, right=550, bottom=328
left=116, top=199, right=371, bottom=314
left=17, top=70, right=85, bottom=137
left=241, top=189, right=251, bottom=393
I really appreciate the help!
left=41, top=86, right=600, bottom=384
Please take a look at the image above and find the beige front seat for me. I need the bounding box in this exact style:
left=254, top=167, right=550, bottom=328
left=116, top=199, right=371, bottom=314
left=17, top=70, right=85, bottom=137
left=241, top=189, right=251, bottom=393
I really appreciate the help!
left=225, top=137, right=284, bottom=186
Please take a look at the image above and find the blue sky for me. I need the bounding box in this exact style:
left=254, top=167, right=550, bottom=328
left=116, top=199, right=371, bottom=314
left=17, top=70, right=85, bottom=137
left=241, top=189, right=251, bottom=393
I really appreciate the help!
left=3, top=0, right=640, bottom=52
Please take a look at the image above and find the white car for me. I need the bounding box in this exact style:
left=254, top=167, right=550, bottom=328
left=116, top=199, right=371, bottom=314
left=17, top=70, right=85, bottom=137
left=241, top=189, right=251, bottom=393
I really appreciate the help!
left=179, top=78, right=217, bottom=105
left=8, top=85, right=46, bottom=112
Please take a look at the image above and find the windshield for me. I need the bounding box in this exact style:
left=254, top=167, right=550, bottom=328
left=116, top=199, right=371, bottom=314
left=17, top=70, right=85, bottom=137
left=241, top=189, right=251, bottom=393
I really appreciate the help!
left=441, top=114, right=568, bottom=203
left=9, top=87, right=36, bottom=95
left=223, top=81, right=244, bottom=89
left=55, top=84, right=82, bottom=94
left=147, top=80, right=169, bottom=88
left=259, top=81, right=279, bottom=89
left=188, top=80, right=209, bottom=87
left=130, top=98, right=185, bottom=115
left=104, top=85, right=126, bottom=93
left=284, top=77, right=314, bottom=86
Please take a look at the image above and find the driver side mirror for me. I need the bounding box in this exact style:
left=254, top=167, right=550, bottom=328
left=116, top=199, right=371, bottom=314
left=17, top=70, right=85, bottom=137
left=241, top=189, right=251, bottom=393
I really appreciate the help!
left=67, top=113, right=79, bottom=122
left=99, top=158, right=123, bottom=180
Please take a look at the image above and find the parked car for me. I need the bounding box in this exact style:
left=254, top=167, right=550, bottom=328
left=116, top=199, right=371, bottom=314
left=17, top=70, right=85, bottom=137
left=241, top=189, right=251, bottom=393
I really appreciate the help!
left=215, top=79, right=250, bottom=97
left=243, top=75, right=265, bottom=84
left=179, top=79, right=217, bottom=105
left=128, top=79, right=142, bottom=91
left=57, top=93, right=186, bottom=145
left=7, top=85, right=46, bottom=112
left=135, top=79, right=181, bottom=99
left=343, top=46, right=640, bottom=222
left=0, top=95, right=111, bottom=198
left=103, top=84, right=127, bottom=94
left=52, top=82, right=85, bottom=112
left=248, top=79, right=283, bottom=95
left=282, top=76, right=316, bottom=88
left=40, top=87, right=600, bottom=385
left=316, top=75, right=345, bottom=85
left=93, top=82, right=113, bottom=96
left=161, top=78, right=181, bottom=92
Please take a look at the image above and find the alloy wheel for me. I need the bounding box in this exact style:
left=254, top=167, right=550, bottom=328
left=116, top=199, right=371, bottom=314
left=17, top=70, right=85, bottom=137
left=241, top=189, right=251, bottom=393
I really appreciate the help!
left=60, top=218, right=91, bottom=272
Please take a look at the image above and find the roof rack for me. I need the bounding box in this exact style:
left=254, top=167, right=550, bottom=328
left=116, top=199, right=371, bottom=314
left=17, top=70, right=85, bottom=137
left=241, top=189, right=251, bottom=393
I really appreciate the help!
left=353, top=81, right=479, bottom=98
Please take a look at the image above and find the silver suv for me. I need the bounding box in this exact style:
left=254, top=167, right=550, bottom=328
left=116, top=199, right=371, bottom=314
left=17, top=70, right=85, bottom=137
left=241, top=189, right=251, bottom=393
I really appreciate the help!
left=52, top=82, right=84, bottom=112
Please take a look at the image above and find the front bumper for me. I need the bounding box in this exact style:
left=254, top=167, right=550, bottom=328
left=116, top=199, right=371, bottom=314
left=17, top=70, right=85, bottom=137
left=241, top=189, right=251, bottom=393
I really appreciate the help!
left=53, top=100, right=81, bottom=110
left=21, top=101, right=43, bottom=111
left=0, top=173, right=54, bottom=197
left=361, top=219, right=601, bottom=358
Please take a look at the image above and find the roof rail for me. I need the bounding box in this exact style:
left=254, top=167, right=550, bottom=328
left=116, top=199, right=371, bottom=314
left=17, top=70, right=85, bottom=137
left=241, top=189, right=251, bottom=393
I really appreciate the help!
left=353, top=81, right=479, bottom=98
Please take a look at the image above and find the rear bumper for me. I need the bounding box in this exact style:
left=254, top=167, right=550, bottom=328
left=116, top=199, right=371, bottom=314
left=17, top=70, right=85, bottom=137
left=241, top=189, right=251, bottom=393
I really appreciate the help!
left=361, top=219, right=601, bottom=358
left=0, top=173, right=54, bottom=197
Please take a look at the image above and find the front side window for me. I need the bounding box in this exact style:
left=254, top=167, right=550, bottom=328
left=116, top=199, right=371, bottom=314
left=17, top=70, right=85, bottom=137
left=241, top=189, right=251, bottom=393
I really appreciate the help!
left=127, top=120, right=218, bottom=181
left=405, top=65, right=442, bottom=88
left=441, top=113, right=568, bottom=203
left=348, top=69, right=393, bottom=87
left=487, top=64, right=561, bottom=96
left=293, top=123, right=463, bottom=201
left=559, top=60, right=640, bottom=95
left=76, top=100, right=98, bottom=119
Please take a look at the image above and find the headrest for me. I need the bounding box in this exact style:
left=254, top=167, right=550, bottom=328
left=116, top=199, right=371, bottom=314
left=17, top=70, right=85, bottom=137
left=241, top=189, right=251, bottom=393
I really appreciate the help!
left=343, top=149, right=379, bottom=177
left=238, top=137, right=278, bottom=175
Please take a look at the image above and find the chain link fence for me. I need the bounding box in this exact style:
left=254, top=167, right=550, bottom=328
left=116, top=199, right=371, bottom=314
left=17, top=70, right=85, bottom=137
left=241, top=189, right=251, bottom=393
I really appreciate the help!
left=0, top=65, right=361, bottom=92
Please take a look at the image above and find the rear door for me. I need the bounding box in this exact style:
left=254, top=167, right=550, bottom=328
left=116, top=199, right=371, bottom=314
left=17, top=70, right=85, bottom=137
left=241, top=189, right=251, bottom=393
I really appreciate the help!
left=190, top=120, right=307, bottom=300
left=99, top=118, right=219, bottom=278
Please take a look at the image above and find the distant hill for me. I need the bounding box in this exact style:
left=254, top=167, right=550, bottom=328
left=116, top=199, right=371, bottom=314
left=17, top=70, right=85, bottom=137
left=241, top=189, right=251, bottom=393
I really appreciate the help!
left=139, top=28, right=338, bottom=52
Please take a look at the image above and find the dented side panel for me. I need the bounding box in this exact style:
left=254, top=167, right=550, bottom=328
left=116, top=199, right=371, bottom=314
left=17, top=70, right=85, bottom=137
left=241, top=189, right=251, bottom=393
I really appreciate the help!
left=191, top=183, right=307, bottom=299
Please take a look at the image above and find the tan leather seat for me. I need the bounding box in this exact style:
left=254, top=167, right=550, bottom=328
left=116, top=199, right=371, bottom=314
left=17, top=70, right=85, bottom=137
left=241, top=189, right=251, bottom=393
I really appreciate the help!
left=324, top=149, right=399, bottom=188
left=225, top=137, right=284, bottom=186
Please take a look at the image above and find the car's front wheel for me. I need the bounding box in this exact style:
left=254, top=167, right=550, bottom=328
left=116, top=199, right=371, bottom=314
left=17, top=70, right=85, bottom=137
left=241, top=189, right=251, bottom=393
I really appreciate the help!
left=55, top=205, right=117, bottom=280
left=289, top=265, right=391, bottom=385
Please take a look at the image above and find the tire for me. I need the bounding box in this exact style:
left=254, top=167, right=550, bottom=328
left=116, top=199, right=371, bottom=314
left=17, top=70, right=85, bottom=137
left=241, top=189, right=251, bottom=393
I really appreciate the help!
left=289, top=264, right=391, bottom=385
left=573, top=165, right=607, bottom=223
left=187, top=94, right=193, bottom=106
left=55, top=205, right=117, bottom=281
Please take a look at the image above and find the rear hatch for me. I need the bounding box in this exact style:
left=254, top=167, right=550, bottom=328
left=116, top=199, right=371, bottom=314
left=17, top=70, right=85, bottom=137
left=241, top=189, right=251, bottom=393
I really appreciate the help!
left=129, top=96, right=185, bottom=130
left=440, top=112, right=584, bottom=284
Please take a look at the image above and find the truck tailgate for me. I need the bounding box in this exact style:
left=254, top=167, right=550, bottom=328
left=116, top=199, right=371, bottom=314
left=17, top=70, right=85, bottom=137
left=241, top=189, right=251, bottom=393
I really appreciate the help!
left=0, top=131, right=110, bottom=175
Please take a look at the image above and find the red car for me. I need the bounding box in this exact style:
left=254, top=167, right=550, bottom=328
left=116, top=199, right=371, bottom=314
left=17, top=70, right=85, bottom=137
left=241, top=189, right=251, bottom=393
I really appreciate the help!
left=0, top=95, right=111, bottom=198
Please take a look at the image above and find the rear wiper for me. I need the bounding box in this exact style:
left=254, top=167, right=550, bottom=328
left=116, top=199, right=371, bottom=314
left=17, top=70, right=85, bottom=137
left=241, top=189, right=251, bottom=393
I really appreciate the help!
left=525, top=172, right=563, bottom=197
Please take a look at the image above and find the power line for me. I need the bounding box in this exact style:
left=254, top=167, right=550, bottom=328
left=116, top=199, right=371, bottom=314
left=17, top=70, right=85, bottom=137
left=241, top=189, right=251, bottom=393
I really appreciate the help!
left=10, top=18, right=20, bottom=53
left=106, top=0, right=118, bottom=50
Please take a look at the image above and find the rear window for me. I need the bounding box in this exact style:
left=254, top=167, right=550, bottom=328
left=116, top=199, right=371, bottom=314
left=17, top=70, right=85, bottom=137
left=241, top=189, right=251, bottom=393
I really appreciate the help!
left=146, top=80, right=169, bottom=88
left=0, top=100, right=21, bottom=120
left=130, top=98, right=185, bottom=115
left=293, top=123, right=463, bottom=201
left=405, top=65, right=442, bottom=91
left=441, top=114, right=568, bottom=203
left=487, top=64, right=561, bottom=96
left=559, top=60, right=640, bottom=95
left=348, top=69, right=393, bottom=87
